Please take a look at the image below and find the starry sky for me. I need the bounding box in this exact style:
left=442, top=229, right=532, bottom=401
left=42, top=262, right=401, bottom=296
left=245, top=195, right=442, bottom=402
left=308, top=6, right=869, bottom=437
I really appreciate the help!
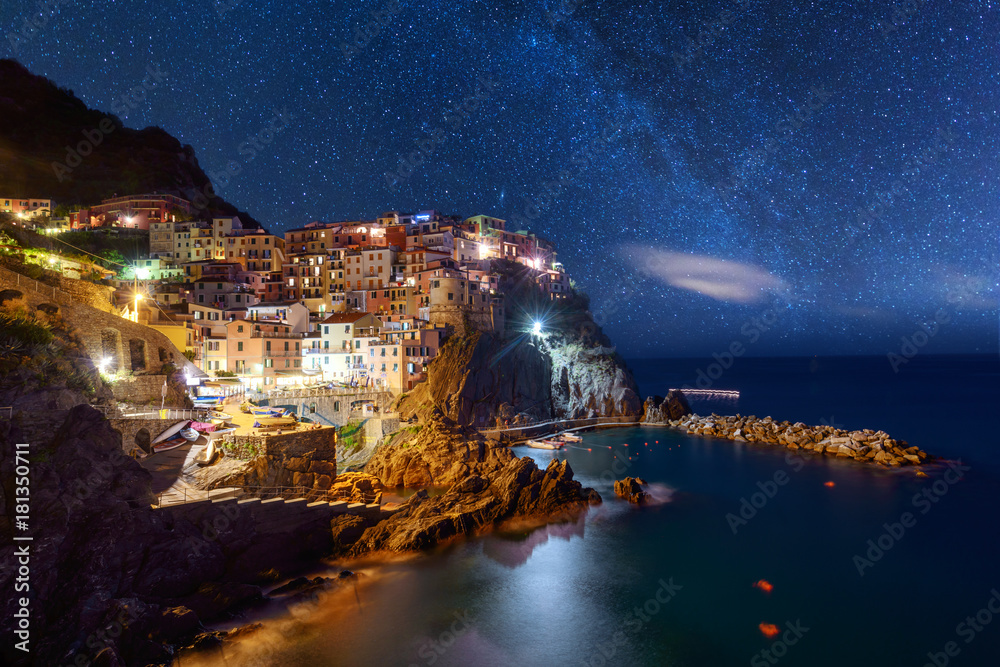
left=4, top=0, right=998, bottom=357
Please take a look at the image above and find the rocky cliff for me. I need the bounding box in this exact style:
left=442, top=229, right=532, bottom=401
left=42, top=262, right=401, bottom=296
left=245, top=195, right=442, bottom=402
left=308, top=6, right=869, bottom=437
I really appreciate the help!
left=397, top=328, right=640, bottom=429
left=351, top=457, right=600, bottom=553
left=396, top=260, right=641, bottom=429
left=0, top=407, right=346, bottom=667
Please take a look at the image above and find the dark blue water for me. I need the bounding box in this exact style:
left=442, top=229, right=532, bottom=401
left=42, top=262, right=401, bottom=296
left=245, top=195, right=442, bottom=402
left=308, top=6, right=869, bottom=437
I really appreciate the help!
left=207, top=355, right=1000, bottom=667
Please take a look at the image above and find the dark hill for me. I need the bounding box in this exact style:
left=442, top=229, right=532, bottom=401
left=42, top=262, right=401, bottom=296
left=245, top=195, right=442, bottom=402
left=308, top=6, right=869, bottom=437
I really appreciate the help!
left=0, top=59, right=263, bottom=228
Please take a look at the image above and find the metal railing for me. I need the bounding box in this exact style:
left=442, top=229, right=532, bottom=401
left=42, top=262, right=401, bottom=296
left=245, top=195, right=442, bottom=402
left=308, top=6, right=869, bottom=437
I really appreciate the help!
left=240, top=484, right=382, bottom=505
left=478, top=415, right=641, bottom=437
left=95, top=405, right=212, bottom=421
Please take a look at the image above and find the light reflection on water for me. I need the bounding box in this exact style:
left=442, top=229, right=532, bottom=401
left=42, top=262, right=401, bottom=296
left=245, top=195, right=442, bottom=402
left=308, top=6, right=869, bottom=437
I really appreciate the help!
left=182, top=420, right=1000, bottom=667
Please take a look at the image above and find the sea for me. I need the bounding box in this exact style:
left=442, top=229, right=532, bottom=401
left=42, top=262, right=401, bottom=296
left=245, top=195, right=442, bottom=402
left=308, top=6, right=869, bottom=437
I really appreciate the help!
left=195, top=354, right=1000, bottom=667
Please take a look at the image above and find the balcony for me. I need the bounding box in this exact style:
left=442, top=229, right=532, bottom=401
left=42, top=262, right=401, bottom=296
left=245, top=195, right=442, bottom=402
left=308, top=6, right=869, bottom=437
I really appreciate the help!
left=250, top=330, right=304, bottom=339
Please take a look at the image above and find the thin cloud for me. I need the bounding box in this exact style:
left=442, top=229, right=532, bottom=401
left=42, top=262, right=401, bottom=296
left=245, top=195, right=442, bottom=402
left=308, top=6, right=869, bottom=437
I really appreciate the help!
left=622, top=246, right=790, bottom=304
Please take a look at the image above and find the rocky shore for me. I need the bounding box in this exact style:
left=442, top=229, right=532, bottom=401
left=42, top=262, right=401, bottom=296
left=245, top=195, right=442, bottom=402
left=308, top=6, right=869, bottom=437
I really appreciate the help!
left=654, top=412, right=931, bottom=467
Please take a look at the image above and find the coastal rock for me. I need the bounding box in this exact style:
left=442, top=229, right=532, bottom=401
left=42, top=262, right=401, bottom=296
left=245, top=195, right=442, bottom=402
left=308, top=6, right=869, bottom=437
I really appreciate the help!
left=353, top=457, right=599, bottom=554
left=329, top=472, right=385, bottom=503
left=641, top=390, right=692, bottom=423
left=396, top=324, right=641, bottom=429
left=366, top=413, right=516, bottom=488
left=661, top=413, right=932, bottom=468
left=614, top=477, right=651, bottom=505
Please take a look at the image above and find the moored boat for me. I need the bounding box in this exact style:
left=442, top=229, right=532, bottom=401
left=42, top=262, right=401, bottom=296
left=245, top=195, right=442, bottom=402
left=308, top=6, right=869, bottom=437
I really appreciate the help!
left=558, top=432, right=583, bottom=442
left=525, top=439, right=564, bottom=450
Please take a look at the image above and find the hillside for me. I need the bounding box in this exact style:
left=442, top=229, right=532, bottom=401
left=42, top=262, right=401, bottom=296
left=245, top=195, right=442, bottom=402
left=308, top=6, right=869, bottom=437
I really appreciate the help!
left=0, top=59, right=263, bottom=228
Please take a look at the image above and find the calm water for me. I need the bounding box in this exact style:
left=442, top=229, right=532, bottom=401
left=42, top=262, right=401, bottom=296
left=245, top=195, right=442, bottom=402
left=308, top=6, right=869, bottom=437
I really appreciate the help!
left=211, top=355, right=1000, bottom=667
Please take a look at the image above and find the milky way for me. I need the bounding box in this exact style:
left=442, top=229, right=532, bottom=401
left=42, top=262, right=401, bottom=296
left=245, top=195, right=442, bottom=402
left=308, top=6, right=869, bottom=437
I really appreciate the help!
left=4, top=0, right=998, bottom=356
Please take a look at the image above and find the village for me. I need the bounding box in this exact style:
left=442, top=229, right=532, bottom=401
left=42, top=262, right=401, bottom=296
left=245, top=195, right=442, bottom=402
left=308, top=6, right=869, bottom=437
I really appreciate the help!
left=2, top=194, right=573, bottom=396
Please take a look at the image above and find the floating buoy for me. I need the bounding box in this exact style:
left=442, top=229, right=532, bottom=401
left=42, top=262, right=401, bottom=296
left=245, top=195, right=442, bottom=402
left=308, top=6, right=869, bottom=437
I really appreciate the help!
left=655, top=440, right=659, bottom=443
left=753, top=579, right=774, bottom=594
left=824, top=481, right=835, bottom=488
left=759, top=623, right=780, bottom=638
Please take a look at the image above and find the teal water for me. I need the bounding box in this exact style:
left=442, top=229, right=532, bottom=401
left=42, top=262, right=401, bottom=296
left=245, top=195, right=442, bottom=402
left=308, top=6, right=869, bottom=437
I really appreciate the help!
left=220, top=355, right=1000, bottom=667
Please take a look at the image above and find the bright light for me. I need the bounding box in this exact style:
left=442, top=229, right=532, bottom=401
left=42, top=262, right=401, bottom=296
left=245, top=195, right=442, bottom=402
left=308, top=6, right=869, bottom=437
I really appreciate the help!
left=136, top=268, right=150, bottom=279
left=532, top=321, right=542, bottom=335
left=98, top=357, right=110, bottom=370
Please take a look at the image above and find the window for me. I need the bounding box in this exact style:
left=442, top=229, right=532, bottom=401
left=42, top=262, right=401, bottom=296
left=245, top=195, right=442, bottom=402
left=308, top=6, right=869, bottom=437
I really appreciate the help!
left=324, top=356, right=329, bottom=364
left=284, top=342, right=289, bottom=351
left=266, top=341, right=271, bottom=351
left=294, top=359, right=301, bottom=367
left=285, top=360, right=290, bottom=368
left=237, top=325, right=244, bottom=333
left=393, top=363, right=398, bottom=372
left=344, top=325, right=350, bottom=334
left=265, top=359, right=273, bottom=368
left=324, top=326, right=329, bottom=334
left=237, top=342, right=244, bottom=351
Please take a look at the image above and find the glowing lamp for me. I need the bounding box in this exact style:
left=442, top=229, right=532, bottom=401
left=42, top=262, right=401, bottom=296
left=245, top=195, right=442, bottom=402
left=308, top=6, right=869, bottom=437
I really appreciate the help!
left=532, top=321, right=542, bottom=335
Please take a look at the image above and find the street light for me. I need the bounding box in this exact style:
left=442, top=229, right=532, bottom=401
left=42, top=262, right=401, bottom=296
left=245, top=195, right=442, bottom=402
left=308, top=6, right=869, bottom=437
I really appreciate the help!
left=532, top=320, right=542, bottom=335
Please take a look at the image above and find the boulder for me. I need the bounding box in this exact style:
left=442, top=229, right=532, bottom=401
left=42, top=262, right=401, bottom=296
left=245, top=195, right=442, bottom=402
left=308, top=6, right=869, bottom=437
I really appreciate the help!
left=614, top=477, right=650, bottom=505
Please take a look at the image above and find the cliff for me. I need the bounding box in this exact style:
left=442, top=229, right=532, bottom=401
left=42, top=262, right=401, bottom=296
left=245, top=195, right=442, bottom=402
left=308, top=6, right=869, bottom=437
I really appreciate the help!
left=396, top=303, right=642, bottom=429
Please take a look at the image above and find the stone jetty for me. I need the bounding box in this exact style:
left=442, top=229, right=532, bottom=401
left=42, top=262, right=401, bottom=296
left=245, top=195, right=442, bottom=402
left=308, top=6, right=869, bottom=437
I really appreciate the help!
left=654, top=413, right=931, bottom=467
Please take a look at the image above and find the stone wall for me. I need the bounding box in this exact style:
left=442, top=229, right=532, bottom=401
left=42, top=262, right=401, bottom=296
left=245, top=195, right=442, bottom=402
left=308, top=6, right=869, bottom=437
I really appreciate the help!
left=0, top=263, right=200, bottom=380
left=210, top=428, right=338, bottom=496
left=109, top=374, right=188, bottom=406
left=108, top=417, right=180, bottom=455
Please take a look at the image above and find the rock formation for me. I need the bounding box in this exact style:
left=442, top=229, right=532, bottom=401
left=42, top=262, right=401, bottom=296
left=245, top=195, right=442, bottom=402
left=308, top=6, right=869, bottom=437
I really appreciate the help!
left=665, top=413, right=931, bottom=466
left=349, top=458, right=600, bottom=554
left=396, top=328, right=640, bottom=429
left=366, top=413, right=515, bottom=487
left=614, top=477, right=651, bottom=505
left=0, top=407, right=343, bottom=667
left=641, top=390, right=692, bottom=423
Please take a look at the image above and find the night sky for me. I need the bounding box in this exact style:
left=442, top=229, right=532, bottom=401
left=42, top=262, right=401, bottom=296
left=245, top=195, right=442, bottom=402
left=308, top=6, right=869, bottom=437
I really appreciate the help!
left=4, top=0, right=997, bottom=357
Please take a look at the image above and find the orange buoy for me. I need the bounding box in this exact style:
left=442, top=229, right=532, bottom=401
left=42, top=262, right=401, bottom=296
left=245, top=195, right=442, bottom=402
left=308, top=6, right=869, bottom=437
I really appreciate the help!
left=759, top=623, right=780, bottom=638
left=753, top=579, right=774, bottom=594
left=824, top=481, right=835, bottom=488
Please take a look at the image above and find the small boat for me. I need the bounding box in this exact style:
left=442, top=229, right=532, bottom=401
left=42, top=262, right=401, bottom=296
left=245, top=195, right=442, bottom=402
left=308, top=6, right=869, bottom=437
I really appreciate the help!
left=558, top=432, right=583, bottom=442
left=525, top=439, right=564, bottom=450
left=151, top=421, right=192, bottom=453
left=254, top=416, right=298, bottom=428
left=179, top=427, right=200, bottom=441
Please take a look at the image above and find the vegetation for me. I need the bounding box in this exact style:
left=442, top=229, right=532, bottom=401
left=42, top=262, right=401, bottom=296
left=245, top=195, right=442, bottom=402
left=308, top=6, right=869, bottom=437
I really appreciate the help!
left=214, top=370, right=237, bottom=377
left=0, top=297, right=100, bottom=398
left=338, top=420, right=366, bottom=455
